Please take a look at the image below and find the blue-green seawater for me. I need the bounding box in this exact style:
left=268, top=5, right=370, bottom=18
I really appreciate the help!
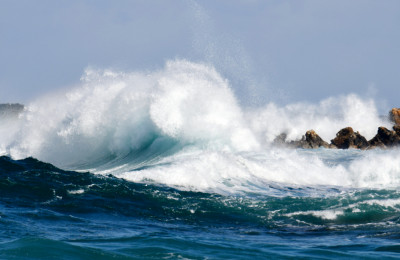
left=1, top=155, right=400, bottom=259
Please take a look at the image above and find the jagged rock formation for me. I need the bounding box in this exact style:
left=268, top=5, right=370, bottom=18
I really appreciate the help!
left=0, top=103, right=24, bottom=119
left=274, top=108, right=400, bottom=150
left=331, top=127, right=369, bottom=149
left=394, top=125, right=400, bottom=136
left=274, top=130, right=332, bottom=149
left=368, top=126, right=400, bottom=148
left=389, top=108, right=400, bottom=126
left=304, top=130, right=331, bottom=148
left=293, top=130, right=331, bottom=149
left=273, top=133, right=288, bottom=146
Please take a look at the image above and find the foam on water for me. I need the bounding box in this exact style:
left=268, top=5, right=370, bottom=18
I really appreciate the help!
left=115, top=147, right=400, bottom=195
left=286, top=197, right=400, bottom=221
left=0, top=59, right=398, bottom=195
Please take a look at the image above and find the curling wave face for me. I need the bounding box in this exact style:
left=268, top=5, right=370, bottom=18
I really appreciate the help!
left=2, top=60, right=258, bottom=166
left=0, top=60, right=398, bottom=195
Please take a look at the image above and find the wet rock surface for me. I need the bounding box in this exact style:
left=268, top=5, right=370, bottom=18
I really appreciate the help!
left=331, top=127, right=369, bottom=149
left=275, top=108, right=400, bottom=150
left=369, top=126, right=400, bottom=148
left=297, top=130, right=331, bottom=149
left=389, top=108, right=400, bottom=126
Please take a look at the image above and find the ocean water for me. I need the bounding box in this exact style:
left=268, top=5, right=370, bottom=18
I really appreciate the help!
left=1, top=60, right=400, bottom=259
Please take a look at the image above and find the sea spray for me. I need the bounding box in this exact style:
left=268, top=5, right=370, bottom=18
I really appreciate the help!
left=0, top=60, right=398, bottom=196
left=247, top=94, right=391, bottom=143
left=2, top=60, right=258, bottom=167
left=1, top=62, right=400, bottom=259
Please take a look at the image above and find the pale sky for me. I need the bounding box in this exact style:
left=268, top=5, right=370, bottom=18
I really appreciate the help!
left=1, top=0, right=399, bottom=111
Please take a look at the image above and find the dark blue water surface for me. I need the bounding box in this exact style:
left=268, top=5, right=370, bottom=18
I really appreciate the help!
left=1, top=156, right=400, bottom=259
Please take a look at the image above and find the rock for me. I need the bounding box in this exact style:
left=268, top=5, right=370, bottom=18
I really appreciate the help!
left=271, top=107, right=400, bottom=150
left=369, top=126, right=400, bottom=148
left=287, top=130, right=331, bottom=149
left=389, top=108, right=400, bottom=126
left=393, top=125, right=400, bottom=136
left=287, top=136, right=307, bottom=149
left=0, top=103, right=24, bottom=119
left=273, top=133, right=288, bottom=146
left=304, top=130, right=330, bottom=148
left=273, top=133, right=307, bottom=148
left=331, top=127, right=369, bottom=149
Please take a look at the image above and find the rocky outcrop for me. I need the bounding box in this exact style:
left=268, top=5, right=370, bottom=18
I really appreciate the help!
left=331, top=127, right=369, bottom=149
left=273, top=133, right=288, bottom=146
left=393, top=125, right=400, bottom=136
left=281, top=130, right=332, bottom=149
left=389, top=108, right=400, bottom=126
left=303, top=130, right=331, bottom=149
left=0, top=103, right=24, bottom=119
left=272, top=108, right=400, bottom=150
left=368, top=126, right=400, bottom=148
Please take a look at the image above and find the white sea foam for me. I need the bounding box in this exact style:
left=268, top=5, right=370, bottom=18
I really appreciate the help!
left=0, top=60, right=398, bottom=195
left=285, top=197, right=400, bottom=220
left=67, top=189, right=85, bottom=195
left=2, top=60, right=258, bottom=166
left=286, top=209, right=345, bottom=220
left=116, top=147, right=400, bottom=195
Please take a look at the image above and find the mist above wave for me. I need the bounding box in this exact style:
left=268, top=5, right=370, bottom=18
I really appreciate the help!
left=249, top=94, right=391, bottom=144
left=1, top=60, right=258, bottom=166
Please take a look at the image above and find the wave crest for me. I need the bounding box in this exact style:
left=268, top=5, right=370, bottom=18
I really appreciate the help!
left=1, top=59, right=397, bottom=194
left=2, top=60, right=258, bottom=167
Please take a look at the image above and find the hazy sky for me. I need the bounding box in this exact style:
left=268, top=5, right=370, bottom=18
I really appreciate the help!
left=1, top=0, right=399, bottom=110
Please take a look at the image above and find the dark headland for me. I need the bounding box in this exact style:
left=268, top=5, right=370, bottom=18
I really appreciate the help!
left=274, top=108, right=400, bottom=150
left=0, top=103, right=24, bottom=119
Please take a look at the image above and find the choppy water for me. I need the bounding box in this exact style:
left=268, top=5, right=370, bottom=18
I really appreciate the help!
left=2, top=154, right=400, bottom=259
left=1, top=60, right=400, bottom=259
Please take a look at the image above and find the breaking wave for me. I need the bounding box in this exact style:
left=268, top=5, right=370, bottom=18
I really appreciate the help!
left=0, top=59, right=398, bottom=195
